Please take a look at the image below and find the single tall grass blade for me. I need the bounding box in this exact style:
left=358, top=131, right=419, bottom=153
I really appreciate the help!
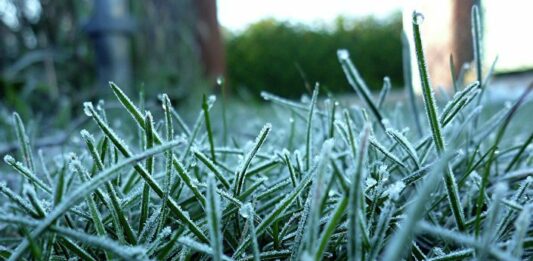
left=411, top=11, right=465, bottom=230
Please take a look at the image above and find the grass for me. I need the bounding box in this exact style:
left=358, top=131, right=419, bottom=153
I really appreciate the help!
left=1, top=6, right=533, bottom=261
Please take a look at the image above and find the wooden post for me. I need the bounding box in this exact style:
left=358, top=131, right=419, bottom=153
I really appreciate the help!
left=194, top=0, right=226, bottom=85
left=403, top=0, right=474, bottom=91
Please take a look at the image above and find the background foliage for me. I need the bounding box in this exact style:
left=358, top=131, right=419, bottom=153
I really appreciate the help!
left=226, top=14, right=403, bottom=98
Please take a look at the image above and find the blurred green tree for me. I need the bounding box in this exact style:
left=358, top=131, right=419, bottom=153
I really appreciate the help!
left=225, top=13, right=403, bottom=98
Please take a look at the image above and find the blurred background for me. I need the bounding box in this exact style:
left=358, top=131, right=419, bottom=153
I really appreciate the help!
left=0, top=0, right=532, bottom=121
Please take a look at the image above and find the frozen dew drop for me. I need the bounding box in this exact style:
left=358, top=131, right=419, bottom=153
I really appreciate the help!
left=96, top=100, right=105, bottom=111
left=412, top=11, right=425, bottom=25
left=433, top=247, right=445, bottom=256
left=504, top=101, right=512, bottom=108
left=83, top=102, right=94, bottom=117
left=157, top=93, right=164, bottom=102
left=381, top=118, right=391, bottom=128
left=208, top=95, right=216, bottom=106
left=161, top=94, right=170, bottom=110
left=300, top=95, right=310, bottom=103
left=366, top=177, right=377, bottom=188
left=239, top=202, right=253, bottom=219
left=71, top=136, right=81, bottom=144
left=388, top=181, right=405, bottom=200
left=260, top=91, right=270, bottom=101
left=3, top=155, right=15, bottom=164
left=337, top=49, right=350, bottom=61
left=216, top=76, right=224, bottom=86
left=494, top=182, right=508, bottom=195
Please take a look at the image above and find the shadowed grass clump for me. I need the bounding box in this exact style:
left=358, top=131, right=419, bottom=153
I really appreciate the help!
left=1, top=7, right=533, bottom=261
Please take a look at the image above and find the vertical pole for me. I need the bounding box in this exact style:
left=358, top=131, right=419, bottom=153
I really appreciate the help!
left=85, top=0, right=134, bottom=94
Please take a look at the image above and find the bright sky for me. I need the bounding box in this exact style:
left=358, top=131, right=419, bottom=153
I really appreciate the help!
left=218, top=0, right=533, bottom=72
left=217, top=0, right=402, bottom=31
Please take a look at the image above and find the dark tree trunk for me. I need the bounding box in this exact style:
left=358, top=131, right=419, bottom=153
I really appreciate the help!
left=194, top=0, right=226, bottom=84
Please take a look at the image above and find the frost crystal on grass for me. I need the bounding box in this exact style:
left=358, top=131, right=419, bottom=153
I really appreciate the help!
left=83, top=102, right=94, bottom=116
left=239, top=203, right=253, bottom=219
left=387, top=181, right=405, bottom=200
left=2, top=16, right=533, bottom=261
left=337, top=49, right=350, bottom=61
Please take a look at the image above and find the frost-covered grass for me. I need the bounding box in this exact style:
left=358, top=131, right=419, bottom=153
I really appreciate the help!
left=1, top=9, right=533, bottom=261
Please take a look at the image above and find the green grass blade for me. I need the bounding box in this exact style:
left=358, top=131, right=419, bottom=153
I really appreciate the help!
left=84, top=102, right=206, bottom=207
left=337, top=49, right=385, bottom=130
left=304, top=139, right=334, bottom=253
left=203, top=94, right=217, bottom=163
left=377, top=76, right=391, bottom=109
left=140, top=112, right=154, bottom=232
left=474, top=84, right=533, bottom=235
left=234, top=123, right=271, bottom=196
left=6, top=140, right=182, bottom=260
left=411, top=11, right=465, bottom=230
left=84, top=103, right=208, bottom=242
left=193, top=148, right=230, bottom=189
left=305, top=85, right=319, bottom=171
left=70, top=158, right=107, bottom=237
left=348, top=125, right=369, bottom=261
left=383, top=151, right=453, bottom=261
left=156, top=94, right=175, bottom=234
left=0, top=182, right=38, bottom=217
left=233, top=153, right=318, bottom=258
left=402, top=31, right=423, bottom=138
left=177, top=237, right=233, bottom=261
left=12, top=112, right=35, bottom=173
left=4, top=155, right=52, bottom=194
left=240, top=203, right=260, bottom=261
left=386, top=128, right=420, bottom=168
left=314, top=195, right=348, bottom=259
left=206, top=174, right=223, bottom=261
left=171, top=107, right=192, bottom=137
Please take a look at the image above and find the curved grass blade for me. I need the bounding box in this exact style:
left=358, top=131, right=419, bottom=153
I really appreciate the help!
left=368, top=137, right=408, bottom=171
left=139, top=112, right=154, bottom=232
left=206, top=174, right=223, bottom=261
left=416, top=221, right=518, bottom=261
left=347, top=125, right=369, bottom=261
left=12, top=112, right=35, bottom=173
left=177, top=237, right=233, bottom=261
left=0, top=182, right=38, bottom=217
left=337, top=49, right=385, bottom=130
left=109, top=82, right=207, bottom=205
left=69, top=158, right=107, bottom=238
left=4, top=155, right=52, bottom=194
left=155, top=94, right=175, bottom=234
left=80, top=129, right=137, bottom=245
left=304, top=139, right=334, bottom=253
left=474, top=84, right=533, bottom=235
left=386, top=128, right=420, bottom=168
left=505, top=131, right=533, bottom=172
left=383, top=150, right=453, bottom=261
left=314, top=195, right=348, bottom=260
left=0, top=215, right=148, bottom=260
left=193, top=149, right=230, bottom=189
left=171, top=107, right=192, bottom=137
left=234, top=123, right=271, bottom=196
left=233, top=153, right=318, bottom=258
left=6, top=140, right=182, bottom=261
